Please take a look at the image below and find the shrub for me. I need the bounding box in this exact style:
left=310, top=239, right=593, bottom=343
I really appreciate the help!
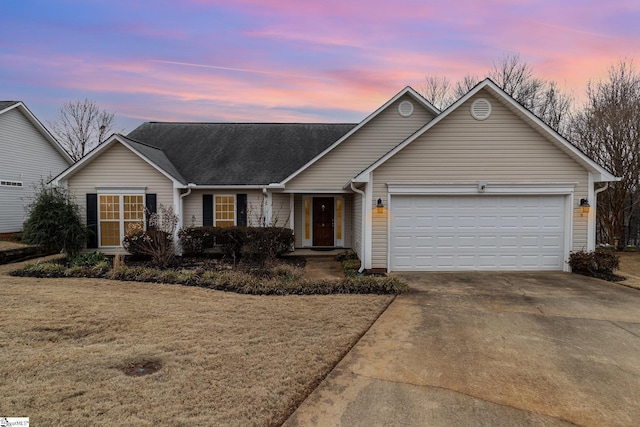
left=122, top=205, right=178, bottom=268
left=335, top=250, right=359, bottom=262
left=178, top=226, right=220, bottom=255
left=22, top=182, right=86, bottom=257
left=568, top=250, right=620, bottom=279
left=179, top=226, right=294, bottom=262
left=69, top=252, right=109, bottom=268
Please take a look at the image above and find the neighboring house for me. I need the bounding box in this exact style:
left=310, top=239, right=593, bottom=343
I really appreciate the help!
left=52, top=79, right=617, bottom=271
left=0, top=101, right=73, bottom=233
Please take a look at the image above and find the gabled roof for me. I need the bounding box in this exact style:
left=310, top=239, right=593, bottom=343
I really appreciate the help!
left=118, top=134, right=187, bottom=184
left=0, top=101, right=73, bottom=164
left=52, top=134, right=188, bottom=186
left=127, top=122, right=357, bottom=185
left=351, top=79, right=618, bottom=184
left=280, top=86, right=439, bottom=185
left=54, top=123, right=357, bottom=187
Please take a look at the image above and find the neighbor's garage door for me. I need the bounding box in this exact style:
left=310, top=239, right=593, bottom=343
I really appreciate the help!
left=390, top=195, right=565, bottom=271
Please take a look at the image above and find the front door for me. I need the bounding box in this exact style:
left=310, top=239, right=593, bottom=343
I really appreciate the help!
left=313, top=197, right=334, bottom=246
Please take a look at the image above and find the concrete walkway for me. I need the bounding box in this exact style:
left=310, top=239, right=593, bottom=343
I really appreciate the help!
left=284, top=271, right=640, bottom=426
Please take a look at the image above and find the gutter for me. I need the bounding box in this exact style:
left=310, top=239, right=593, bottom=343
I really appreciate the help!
left=350, top=181, right=366, bottom=274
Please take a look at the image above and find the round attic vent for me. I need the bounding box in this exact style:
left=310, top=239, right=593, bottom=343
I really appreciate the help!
left=398, top=100, right=414, bottom=117
left=471, top=98, right=492, bottom=120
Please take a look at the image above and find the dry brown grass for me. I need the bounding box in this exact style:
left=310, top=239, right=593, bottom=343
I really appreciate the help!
left=0, top=240, right=28, bottom=251
left=616, top=251, right=640, bottom=277
left=0, top=261, right=393, bottom=426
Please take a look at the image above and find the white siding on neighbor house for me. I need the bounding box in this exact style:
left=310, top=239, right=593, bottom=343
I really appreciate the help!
left=182, top=189, right=263, bottom=227
left=370, top=89, right=590, bottom=270
left=67, top=142, right=174, bottom=228
left=0, top=108, right=70, bottom=232
left=286, top=95, right=436, bottom=191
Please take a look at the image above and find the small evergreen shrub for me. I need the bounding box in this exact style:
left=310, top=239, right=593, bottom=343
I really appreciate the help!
left=568, top=250, right=620, bottom=280
left=22, top=182, right=87, bottom=257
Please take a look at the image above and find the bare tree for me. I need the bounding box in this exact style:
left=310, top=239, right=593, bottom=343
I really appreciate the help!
left=571, top=60, right=640, bottom=248
left=419, top=76, right=452, bottom=111
left=419, top=53, right=572, bottom=133
left=453, top=74, right=480, bottom=100
left=48, top=99, right=116, bottom=161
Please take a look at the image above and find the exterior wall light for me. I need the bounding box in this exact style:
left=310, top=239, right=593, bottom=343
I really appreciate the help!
left=580, top=198, right=591, bottom=214
left=376, top=198, right=384, bottom=213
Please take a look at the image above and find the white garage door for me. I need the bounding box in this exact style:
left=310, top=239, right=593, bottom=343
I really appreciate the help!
left=390, top=195, right=566, bottom=271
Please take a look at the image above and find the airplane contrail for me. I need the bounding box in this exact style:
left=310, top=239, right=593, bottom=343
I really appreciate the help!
left=152, top=59, right=331, bottom=80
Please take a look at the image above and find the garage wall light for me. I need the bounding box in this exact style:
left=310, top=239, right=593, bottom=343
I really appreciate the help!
left=376, top=198, right=384, bottom=213
left=579, top=198, right=591, bottom=214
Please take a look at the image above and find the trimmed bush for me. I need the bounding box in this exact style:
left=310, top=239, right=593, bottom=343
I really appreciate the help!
left=178, top=226, right=221, bottom=255
left=178, top=226, right=294, bottom=261
left=568, top=250, right=620, bottom=280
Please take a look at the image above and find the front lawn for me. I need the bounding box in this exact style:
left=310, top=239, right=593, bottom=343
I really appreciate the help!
left=0, top=267, right=393, bottom=425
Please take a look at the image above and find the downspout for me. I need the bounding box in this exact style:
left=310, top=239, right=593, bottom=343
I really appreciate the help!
left=350, top=181, right=366, bottom=274
left=179, top=183, right=196, bottom=227
left=262, top=186, right=269, bottom=226
left=175, top=183, right=196, bottom=256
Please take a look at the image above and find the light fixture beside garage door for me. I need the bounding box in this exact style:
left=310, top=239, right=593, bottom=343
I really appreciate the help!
left=580, top=198, right=591, bottom=214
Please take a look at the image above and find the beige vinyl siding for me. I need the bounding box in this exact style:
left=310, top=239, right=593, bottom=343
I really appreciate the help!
left=294, top=195, right=303, bottom=247
left=341, top=194, right=353, bottom=248
left=67, top=143, right=174, bottom=227
left=271, top=193, right=292, bottom=227
left=370, top=90, right=589, bottom=269
left=183, top=189, right=262, bottom=227
left=0, top=108, right=70, bottom=232
left=286, top=95, right=436, bottom=191
left=351, top=192, right=362, bottom=258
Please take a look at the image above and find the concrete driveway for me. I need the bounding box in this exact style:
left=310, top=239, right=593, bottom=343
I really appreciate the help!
left=284, top=272, right=640, bottom=426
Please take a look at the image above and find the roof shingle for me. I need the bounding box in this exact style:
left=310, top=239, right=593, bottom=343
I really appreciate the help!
left=127, top=122, right=356, bottom=185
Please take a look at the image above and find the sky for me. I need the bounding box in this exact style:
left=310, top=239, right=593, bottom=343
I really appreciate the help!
left=2, top=0, right=640, bottom=133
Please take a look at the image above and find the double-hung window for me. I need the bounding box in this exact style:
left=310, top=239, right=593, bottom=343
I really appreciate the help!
left=215, top=195, right=235, bottom=227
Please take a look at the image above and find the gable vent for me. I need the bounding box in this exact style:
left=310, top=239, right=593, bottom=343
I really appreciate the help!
left=398, top=100, right=414, bottom=117
left=471, top=98, right=492, bottom=120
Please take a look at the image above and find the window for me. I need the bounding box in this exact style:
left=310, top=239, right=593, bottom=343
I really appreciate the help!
left=215, top=195, right=235, bottom=227
left=1, top=180, right=23, bottom=188
left=99, top=194, right=145, bottom=246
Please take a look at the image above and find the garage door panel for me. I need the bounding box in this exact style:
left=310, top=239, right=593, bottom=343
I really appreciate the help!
left=390, top=195, right=565, bottom=271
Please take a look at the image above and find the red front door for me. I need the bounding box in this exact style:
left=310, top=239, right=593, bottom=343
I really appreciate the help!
left=313, top=197, right=334, bottom=246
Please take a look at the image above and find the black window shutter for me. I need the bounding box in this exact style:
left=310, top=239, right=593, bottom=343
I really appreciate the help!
left=145, top=194, right=157, bottom=230
left=203, top=194, right=214, bottom=226
left=236, top=194, right=247, bottom=226
left=86, top=193, right=98, bottom=248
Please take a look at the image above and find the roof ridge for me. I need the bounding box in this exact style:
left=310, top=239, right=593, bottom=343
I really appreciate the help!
left=141, top=121, right=358, bottom=125
left=118, top=133, right=163, bottom=150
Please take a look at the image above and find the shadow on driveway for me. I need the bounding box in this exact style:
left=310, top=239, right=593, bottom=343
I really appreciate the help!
left=285, top=271, right=640, bottom=426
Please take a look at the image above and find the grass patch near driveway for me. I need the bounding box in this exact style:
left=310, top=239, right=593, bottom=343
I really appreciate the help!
left=0, top=273, right=393, bottom=425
